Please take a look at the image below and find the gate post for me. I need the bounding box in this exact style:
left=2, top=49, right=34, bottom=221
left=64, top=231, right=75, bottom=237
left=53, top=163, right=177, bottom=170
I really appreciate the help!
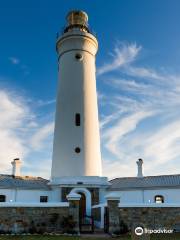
left=67, top=192, right=81, bottom=234
left=106, top=195, right=120, bottom=234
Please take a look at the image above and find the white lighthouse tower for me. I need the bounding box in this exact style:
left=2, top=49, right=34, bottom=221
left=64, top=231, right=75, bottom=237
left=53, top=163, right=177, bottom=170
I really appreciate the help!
left=51, top=11, right=107, bottom=186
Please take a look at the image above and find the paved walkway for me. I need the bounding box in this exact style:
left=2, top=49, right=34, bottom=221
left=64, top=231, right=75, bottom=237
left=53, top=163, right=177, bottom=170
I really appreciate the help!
left=81, top=233, right=111, bottom=238
left=80, top=228, right=110, bottom=238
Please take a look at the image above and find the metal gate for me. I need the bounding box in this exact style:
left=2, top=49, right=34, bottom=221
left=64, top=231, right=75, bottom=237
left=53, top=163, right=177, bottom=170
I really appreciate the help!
left=104, top=207, right=109, bottom=233
left=79, top=215, right=94, bottom=233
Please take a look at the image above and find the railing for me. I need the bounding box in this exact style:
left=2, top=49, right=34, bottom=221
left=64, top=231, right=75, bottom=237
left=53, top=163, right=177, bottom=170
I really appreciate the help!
left=79, top=215, right=94, bottom=233
left=56, top=26, right=97, bottom=40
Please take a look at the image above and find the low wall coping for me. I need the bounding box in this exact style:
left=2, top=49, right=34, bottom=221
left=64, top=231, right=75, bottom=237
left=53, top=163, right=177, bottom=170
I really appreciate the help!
left=0, top=202, right=69, bottom=207
left=118, top=203, right=180, bottom=208
left=66, top=192, right=81, bottom=201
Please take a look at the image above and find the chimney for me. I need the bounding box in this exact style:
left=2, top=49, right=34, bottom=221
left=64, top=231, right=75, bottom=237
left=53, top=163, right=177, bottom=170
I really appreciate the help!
left=136, top=158, right=143, bottom=177
left=11, top=158, right=22, bottom=177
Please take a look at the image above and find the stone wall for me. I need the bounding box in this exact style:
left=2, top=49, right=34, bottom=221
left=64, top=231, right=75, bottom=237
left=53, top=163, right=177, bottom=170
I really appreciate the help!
left=119, top=207, right=180, bottom=230
left=0, top=207, right=70, bottom=234
left=89, top=188, right=99, bottom=205
left=107, top=200, right=180, bottom=234
left=62, top=187, right=73, bottom=202
left=107, top=200, right=120, bottom=233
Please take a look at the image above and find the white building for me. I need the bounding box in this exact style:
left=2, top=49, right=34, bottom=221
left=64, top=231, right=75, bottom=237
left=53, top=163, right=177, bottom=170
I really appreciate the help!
left=0, top=10, right=180, bottom=228
left=1, top=158, right=180, bottom=206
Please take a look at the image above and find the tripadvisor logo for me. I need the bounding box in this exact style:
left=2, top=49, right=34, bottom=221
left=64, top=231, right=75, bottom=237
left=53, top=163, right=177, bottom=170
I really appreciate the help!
left=135, top=226, right=173, bottom=235
left=135, top=226, right=144, bottom=236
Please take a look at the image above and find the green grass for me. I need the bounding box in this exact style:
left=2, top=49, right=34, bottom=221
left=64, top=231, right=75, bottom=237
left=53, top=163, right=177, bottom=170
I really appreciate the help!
left=0, top=234, right=179, bottom=240
left=150, top=233, right=180, bottom=240
left=0, top=237, right=108, bottom=240
left=0, top=237, right=84, bottom=240
left=0, top=235, right=128, bottom=240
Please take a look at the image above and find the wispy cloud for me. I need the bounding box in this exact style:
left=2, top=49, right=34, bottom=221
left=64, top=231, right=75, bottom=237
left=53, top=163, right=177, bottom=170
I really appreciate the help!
left=36, top=99, right=56, bottom=107
left=9, top=57, right=20, bottom=65
left=2, top=42, right=180, bottom=180
left=144, top=120, right=180, bottom=166
left=97, top=43, right=141, bottom=76
left=103, top=110, right=155, bottom=158
left=8, top=57, right=30, bottom=75
left=0, top=90, right=29, bottom=172
left=0, top=89, right=54, bottom=177
left=98, top=42, right=180, bottom=178
left=103, top=158, right=137, bottom=179
left=30, top=122, right=54, bottom=151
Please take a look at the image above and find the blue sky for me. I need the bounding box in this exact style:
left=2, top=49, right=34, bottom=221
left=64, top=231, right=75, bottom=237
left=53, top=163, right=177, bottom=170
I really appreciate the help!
left=0, top=0, right=180, bottom=179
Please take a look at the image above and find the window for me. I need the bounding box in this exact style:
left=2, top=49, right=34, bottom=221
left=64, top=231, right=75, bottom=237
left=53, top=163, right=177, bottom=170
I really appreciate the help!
left=155, top=195, right=164, bottom=203
left=75, top=53, right=83, bottom=61
left=77, top=182, right=83, bottom=185
left=75, top=147, right=81, bottom=153
left=75, top=113, right=81, bottom=126
left=40, top=196, right=48, bottom=202
left=0, top=195, right=6, bottom=202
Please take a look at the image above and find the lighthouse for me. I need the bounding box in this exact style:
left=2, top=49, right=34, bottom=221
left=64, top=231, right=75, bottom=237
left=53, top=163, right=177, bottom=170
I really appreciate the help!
left=51, top=11, right=107, bottom=186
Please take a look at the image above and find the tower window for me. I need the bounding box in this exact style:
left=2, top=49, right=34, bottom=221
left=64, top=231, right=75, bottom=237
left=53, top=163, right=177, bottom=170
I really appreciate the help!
left=155, top=195, right=164, bottom=203
left=75, top=53, right=83, bottom=61
left=75, top=147, right=81, bottom=153
left=0, top=195, right=6, bottom=202
left=75, top=113, right=81, bottom=126
left=40, top=196, right=48, bottom=202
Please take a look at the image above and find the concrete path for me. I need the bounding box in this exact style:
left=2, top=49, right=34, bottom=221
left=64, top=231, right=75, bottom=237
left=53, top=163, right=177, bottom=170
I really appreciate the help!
left=81, top=233, right=111, bottom=238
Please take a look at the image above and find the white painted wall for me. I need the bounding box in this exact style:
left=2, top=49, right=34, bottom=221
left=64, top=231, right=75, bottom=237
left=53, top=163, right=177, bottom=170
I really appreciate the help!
left=0, top=187, right=180, bottom=204
left=51, top=27, right=102, bottom=179
left=16, top=190, right=51, bottom=202
left=104, top=190, right=143, bottom=204
left=144, top=188, right=180, bottom=203
left=104, top=188, right=180, bottom=204
left=99, top=188, right=108, bottom=203
left=0, top=189, right=15, bottom=202
left=50, top=187, right=62, bottom=202
left=0, top=189, right=52, bottom=203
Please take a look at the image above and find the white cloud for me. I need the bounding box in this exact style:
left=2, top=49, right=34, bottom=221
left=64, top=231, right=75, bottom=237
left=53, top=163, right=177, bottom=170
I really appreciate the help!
left=0, top=89, right=54, bottom=177
left=8, top=58, right=30, bottom=75
left=144, top=121, right=180, bottom=166
left=2, top=41, right=180, bottom=180
left=0, top=91, right=29, bottom=172
left=126, top=66, right=165, bottom=81
left=0, top=91, right=29, bottom=128
left=103, top=110, right=155, bottom=158
left=126, top=66, right=180, bottom=86
left=112, top=78, right=153, bottom=93
left=36, top=99, right=56, bottom=107
left=30, top=122, right=54, bottom=150
left=23, top=158, right=52, bottom=179
left=99, top=42, right=180, bottom=178
left=103, top=159, right=137, bottom=179
left=97, top=43, right=141, bottom=76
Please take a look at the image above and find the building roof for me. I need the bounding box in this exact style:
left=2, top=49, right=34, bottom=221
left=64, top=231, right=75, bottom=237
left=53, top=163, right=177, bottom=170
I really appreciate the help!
left=1, top=174, right=180, bottom=191
left=109, top=174, right=180, bottom=190
left=0, top=174, right=50, bottom=190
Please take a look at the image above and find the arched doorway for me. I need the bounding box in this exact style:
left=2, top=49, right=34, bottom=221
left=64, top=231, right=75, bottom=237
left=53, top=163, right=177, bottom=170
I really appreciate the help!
left=69, top=188, right=94, bottom=233
left=70, top=188, right=92, bottom=216
left=78, top=192, right=86, bottom=219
